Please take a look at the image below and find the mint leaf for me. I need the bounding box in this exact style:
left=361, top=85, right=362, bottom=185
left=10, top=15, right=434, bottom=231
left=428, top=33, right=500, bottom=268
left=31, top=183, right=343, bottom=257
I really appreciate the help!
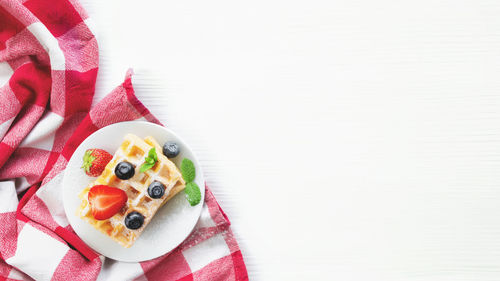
left=140, top=148, right=158, bottom=172
left=140, top=162, right=154, bottom=172
left=180, top=158, right=199, bottom=206
left=149, top=147, right=158, bottom=161
left=185, top=182, right=201, bottom=206
left=180, top=158, right=195, bottom=182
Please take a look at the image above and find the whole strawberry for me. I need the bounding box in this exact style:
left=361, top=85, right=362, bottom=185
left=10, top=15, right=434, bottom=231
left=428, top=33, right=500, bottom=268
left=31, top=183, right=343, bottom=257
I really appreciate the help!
left=81, top=149, right=113, bottom=177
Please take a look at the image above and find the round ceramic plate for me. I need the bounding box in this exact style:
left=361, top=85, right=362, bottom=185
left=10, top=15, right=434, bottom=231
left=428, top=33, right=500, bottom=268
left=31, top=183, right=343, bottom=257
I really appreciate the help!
left=62, top=121, right=205, bottom=262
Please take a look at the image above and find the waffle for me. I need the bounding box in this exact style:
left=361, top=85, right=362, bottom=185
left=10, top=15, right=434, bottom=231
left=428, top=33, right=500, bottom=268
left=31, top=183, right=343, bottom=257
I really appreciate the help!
left=77, top=133, right=186, bottom=248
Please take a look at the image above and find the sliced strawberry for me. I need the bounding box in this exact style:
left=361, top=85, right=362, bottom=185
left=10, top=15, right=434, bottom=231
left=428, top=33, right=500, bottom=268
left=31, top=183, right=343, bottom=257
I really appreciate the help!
left=88, top=185, right=127, bottom=220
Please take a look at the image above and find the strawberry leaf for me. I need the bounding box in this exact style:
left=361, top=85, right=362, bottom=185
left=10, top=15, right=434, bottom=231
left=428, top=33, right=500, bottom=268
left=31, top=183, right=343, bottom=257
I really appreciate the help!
left=81, top=149, right=96, bottom=173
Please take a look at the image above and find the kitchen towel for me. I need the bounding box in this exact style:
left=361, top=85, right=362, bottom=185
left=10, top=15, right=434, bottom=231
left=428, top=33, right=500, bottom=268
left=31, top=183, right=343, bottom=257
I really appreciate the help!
left=0, top=0, right=248, bottom=280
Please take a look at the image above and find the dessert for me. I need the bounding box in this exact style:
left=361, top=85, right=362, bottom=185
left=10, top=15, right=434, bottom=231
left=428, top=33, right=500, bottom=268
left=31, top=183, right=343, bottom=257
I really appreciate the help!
left=77, top=134, right=186, bottom=248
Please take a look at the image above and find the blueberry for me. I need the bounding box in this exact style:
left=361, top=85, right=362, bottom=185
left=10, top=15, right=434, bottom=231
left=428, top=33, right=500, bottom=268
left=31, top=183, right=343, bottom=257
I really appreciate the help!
left=124, top=211, right=144, bottom=229
left=162, top=141, right=180, bottom=158
left=115, top=161, right=135, bottom=180
left=148, top=181, right=165, bottom=199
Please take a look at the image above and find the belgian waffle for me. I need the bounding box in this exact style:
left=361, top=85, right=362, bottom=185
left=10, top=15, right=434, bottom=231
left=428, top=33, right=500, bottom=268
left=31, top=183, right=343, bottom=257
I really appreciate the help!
left=77, top=134, right=186, bottom=248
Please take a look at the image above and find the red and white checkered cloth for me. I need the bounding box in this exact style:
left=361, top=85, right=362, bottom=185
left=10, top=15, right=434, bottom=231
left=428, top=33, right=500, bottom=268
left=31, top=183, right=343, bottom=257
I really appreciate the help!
left=0, top=0, right=248, bottom=280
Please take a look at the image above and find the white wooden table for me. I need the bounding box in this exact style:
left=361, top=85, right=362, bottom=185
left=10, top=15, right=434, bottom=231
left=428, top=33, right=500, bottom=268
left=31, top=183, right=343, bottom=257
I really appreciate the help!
left=82, top=0, right=500, bottom=280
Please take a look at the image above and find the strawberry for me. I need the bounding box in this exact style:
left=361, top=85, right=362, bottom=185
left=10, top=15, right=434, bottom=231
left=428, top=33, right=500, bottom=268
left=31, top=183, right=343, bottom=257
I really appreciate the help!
left=88, top=185, right=128, bottom=220
left=81, top=149, right=113, bottom=177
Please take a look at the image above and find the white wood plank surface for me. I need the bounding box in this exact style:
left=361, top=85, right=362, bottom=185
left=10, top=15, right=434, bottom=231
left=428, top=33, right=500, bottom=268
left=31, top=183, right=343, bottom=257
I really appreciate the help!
left=81, top=0, right=500, bottom=280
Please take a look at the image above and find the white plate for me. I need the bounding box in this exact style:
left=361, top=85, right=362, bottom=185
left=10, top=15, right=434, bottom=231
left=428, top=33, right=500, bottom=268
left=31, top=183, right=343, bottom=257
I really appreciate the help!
left=62, top=121, right=205, bottom=262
